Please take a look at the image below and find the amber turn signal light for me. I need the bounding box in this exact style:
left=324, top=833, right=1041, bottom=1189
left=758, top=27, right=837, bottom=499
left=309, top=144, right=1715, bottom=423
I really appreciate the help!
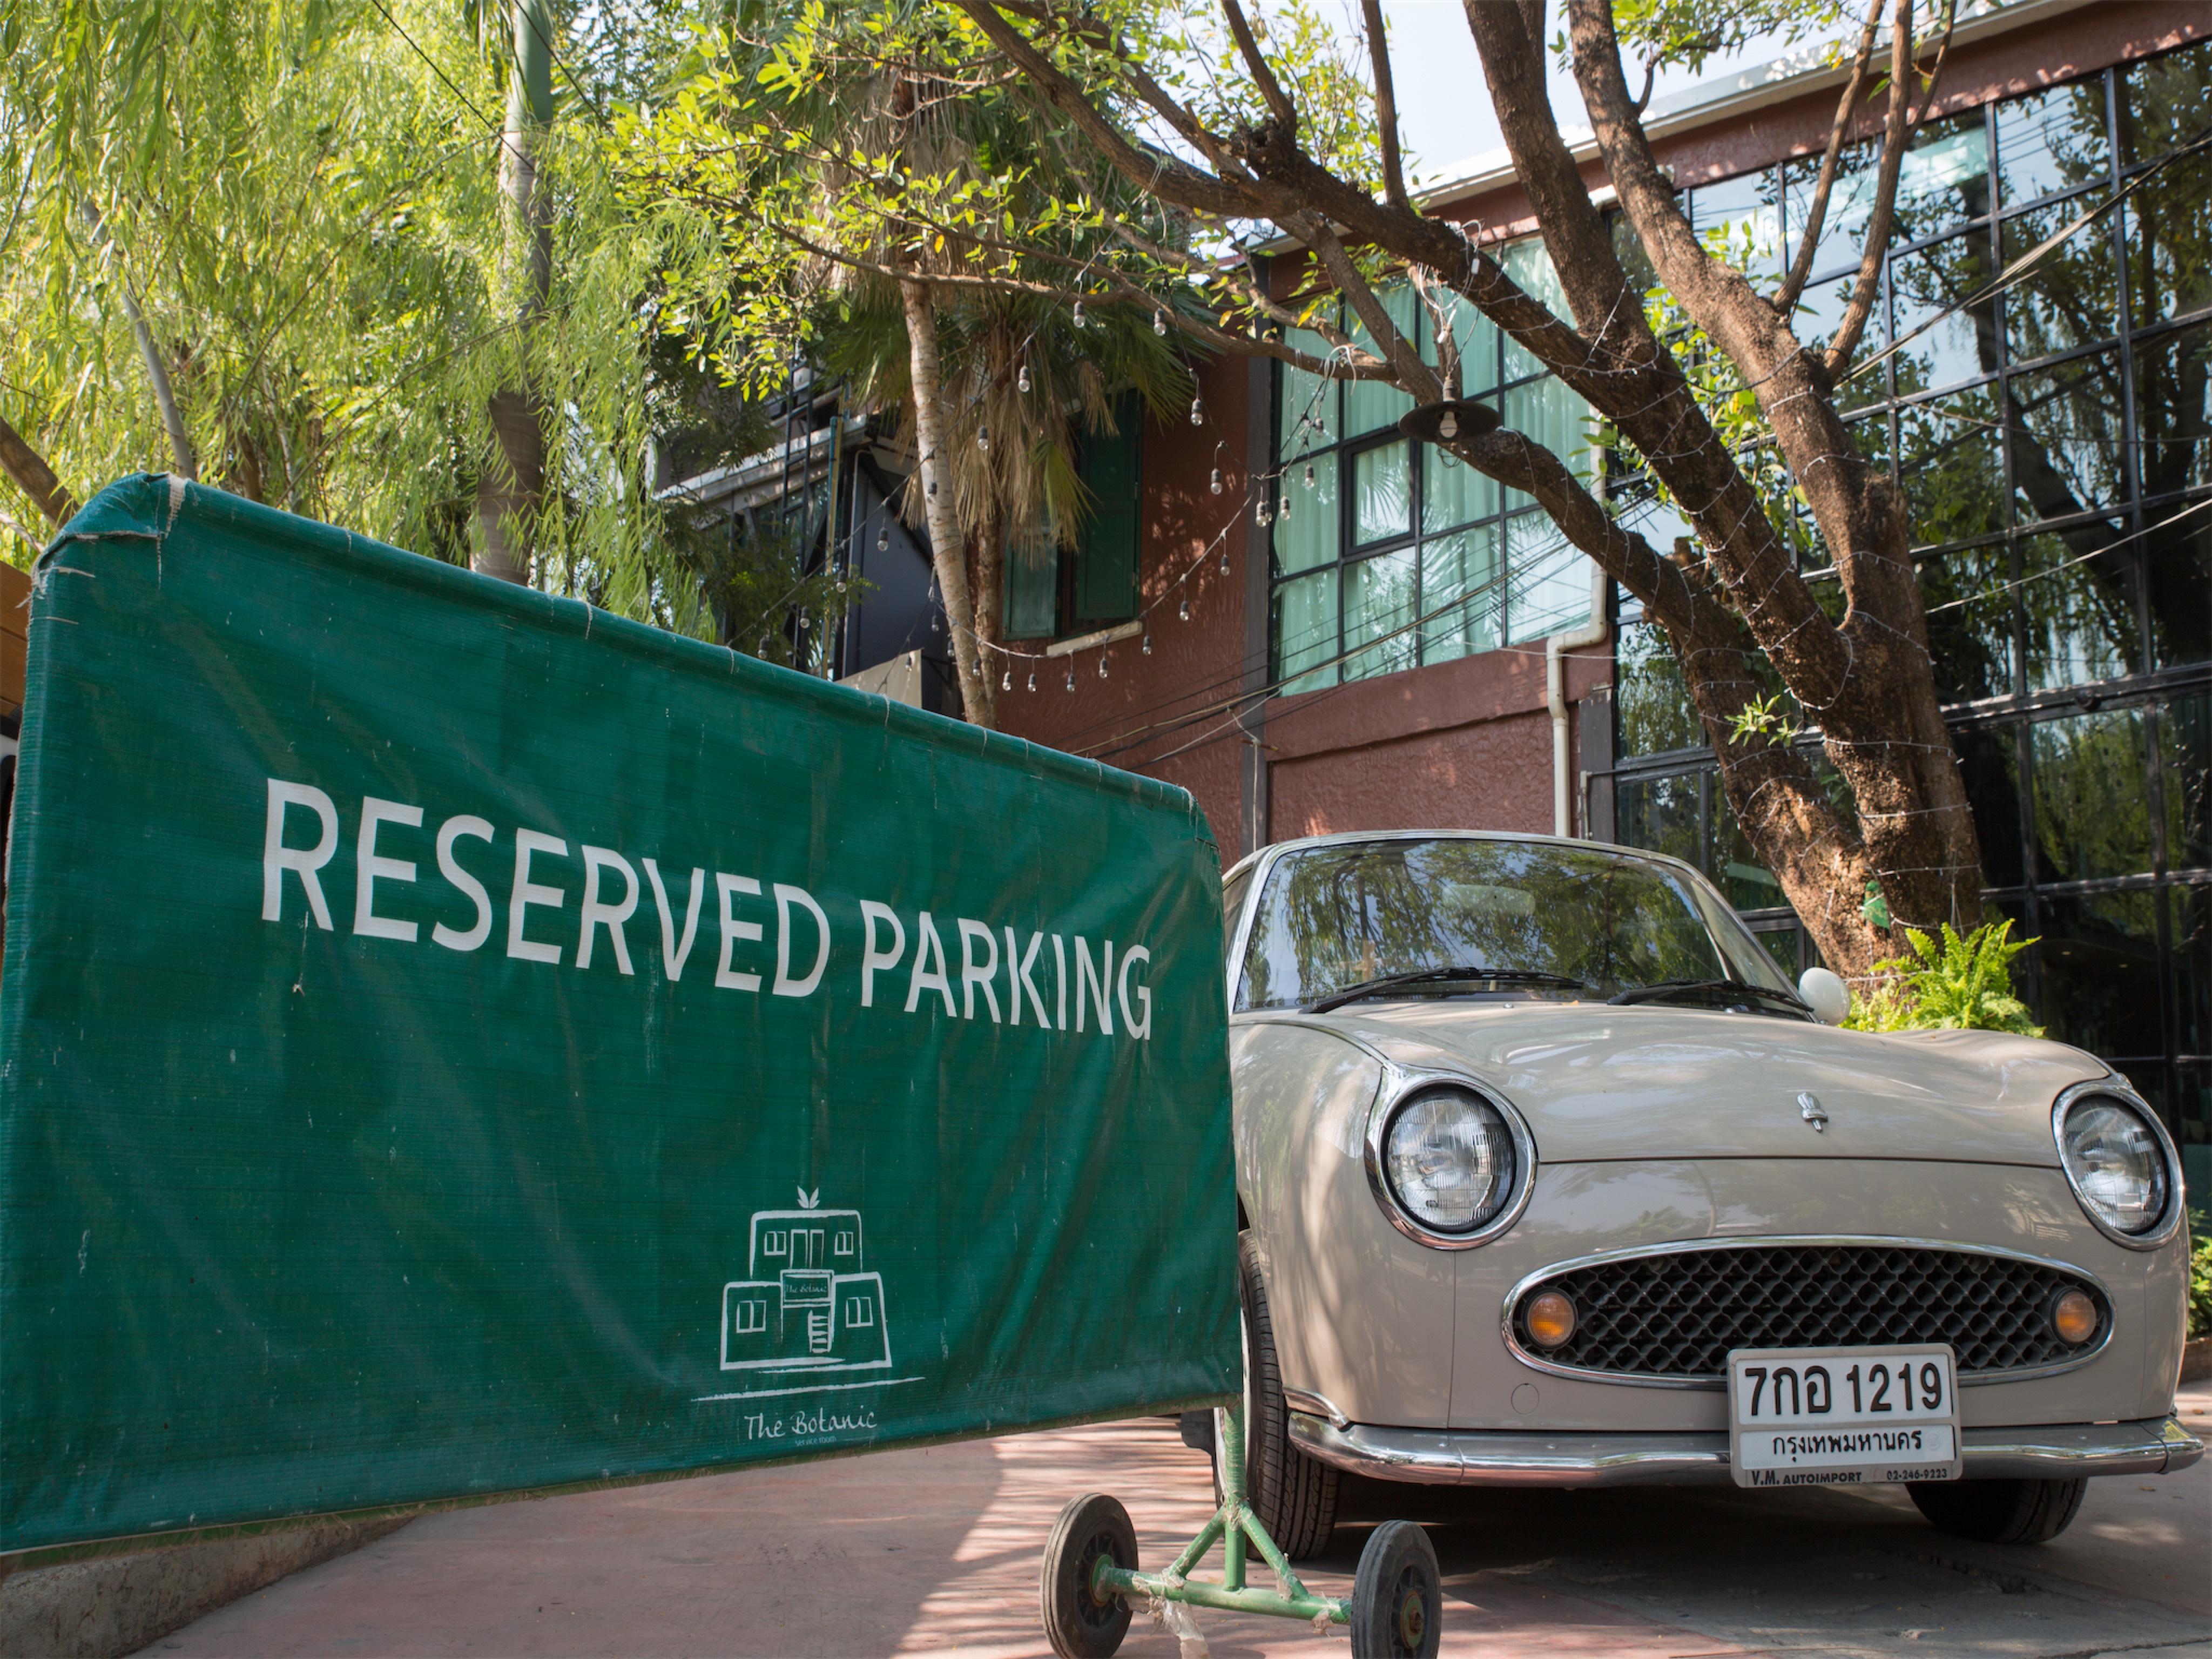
left=2049, top=1287, right=2099, bottom=1346
left=1526, top=1290, right=1577, bottom=1349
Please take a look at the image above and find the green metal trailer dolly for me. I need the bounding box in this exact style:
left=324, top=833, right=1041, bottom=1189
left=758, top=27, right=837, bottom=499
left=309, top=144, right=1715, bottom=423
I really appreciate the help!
left=1040, top=1404, right=1441, bottom=1658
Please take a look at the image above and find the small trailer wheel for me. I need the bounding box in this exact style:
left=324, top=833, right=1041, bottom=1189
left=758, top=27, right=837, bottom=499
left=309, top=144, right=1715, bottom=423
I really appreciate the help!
left=1041, top=1492, right=1137, bottom=1658
left=1349, top=1519, right=1441, bottom=1659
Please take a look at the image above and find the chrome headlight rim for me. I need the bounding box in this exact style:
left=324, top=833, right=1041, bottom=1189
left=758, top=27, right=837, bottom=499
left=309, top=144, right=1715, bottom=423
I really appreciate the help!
left=2051, top=1078, right=2184, bottom=1251
left=1363, top=1068, right=1536, bottom=1250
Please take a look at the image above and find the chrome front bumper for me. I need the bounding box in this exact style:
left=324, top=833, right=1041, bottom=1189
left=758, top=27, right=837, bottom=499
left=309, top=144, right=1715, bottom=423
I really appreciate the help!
left=1286, top=1410, right=2204, bottom=1488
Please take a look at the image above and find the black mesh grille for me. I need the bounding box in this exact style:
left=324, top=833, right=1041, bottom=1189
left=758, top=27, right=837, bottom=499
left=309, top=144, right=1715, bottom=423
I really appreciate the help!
left=1513, top=1243, right=2105, bottom=1379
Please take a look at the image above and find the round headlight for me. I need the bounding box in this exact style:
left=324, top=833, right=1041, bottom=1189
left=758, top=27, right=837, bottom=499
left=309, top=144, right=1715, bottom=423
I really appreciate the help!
left=1382, top=1089, right=1516, bottom=1233
left=2056, top=1092, right=2170, bottom=1238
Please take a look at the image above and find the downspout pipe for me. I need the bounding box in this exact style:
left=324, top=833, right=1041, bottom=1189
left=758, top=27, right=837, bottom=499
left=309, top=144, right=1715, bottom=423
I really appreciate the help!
left=1548, top=563, right=1612, bottom=838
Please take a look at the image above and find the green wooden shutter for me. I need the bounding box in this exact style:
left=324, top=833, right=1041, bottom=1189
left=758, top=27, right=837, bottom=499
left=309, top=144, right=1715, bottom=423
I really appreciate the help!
left=1074, top=394, right=1141, bottom=624
left=1003, top=528, right=1058, bottom=640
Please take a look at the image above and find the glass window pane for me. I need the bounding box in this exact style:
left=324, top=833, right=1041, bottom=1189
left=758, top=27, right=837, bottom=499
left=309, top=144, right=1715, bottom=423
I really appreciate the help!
left=1898, top=388, right=2006, bottom=548
left=2001, top=202, right=2119, bottom=364
left=2008, top=349, right=2126, bottom=523
left=1344, top=550, right=1418, bottom=682
left=1890, top=229, right=1999, bottom=395
left=1954, top=724, right=2025, bottom=889
left=2146, top=505, right=2212, bottom=667
left=2031, top=707, right=2155, bottom=882
left=2121, top=39, right=2212, bottom=165
left=2019, top=529, right=2143, bottom=692
left=1505, top=514, right=1591, bottom=644
left=1272, top=568, right=1338, bottom=694
left=1783, top=140, right=1883, bottom=285
left=1422, top=436, right=1498, bottom=534
left=1616, top=770, right=1705, bottom=869
left=1502, top=239, right=1571, bottom=383
left=1690, top=170, right=1783, bottom=279
left=1278, top=323, right=1339, bottom=450
left=1419, top=525, right=1501, bottom=665
left=1272, top=450, right=1337, bottom=575
left=2162, top=692, right=2210, bottom=871
left=1345, top=285, right=1418, bottom=436
left=1616, top=619, right=1701, bottom=758
left=2176, top=888, right=2211, bottom=1058
left=1352, top=440, right=1412, bottom=546
left=2133, top=322, right=2212, bottom=498
left=2031, top=889, right=2166, bottom=1058
left=1995, top=80, right=2111, bottom=208
left=1892, top=112, right=1993, bottom=242
left=1918, top=545, right=2014, bottom=702
left=2123, top=147, right=2212, bottom=327
left=1426, top=292, right=1501, bottom=400
left=1500, top=375, right=1594, bottom=507
left=1709, top=785, right=1787, bottom=912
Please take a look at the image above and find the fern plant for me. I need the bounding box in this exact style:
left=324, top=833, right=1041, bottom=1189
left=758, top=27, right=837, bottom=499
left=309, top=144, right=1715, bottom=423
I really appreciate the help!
left=1844, top=920, right=2045, bottom=1036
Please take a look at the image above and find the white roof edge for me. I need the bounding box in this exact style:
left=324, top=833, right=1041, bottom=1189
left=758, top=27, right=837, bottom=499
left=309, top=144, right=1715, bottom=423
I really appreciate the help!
left=1408, top=0, right=2096, bottom=218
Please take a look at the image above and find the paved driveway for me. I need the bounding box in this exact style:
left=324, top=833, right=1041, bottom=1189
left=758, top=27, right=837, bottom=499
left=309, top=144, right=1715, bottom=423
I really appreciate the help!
left=142, top=1389, right=2209, bottom=1658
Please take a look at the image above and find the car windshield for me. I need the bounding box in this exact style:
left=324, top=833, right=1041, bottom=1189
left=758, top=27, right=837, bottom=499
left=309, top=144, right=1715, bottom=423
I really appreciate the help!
left=1233, top=838, right=1796, bottom=1012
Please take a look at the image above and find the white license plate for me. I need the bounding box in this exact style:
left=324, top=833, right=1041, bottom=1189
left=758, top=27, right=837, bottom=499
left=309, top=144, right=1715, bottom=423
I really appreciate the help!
left=1727, top=1345, right=1962, bottom=1488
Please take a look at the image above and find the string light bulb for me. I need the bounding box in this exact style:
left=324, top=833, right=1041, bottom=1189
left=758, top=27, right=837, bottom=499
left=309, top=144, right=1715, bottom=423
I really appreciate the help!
left=1189, top=396, right=1203, bottom=427
left=1098, top=653, right=1109, bottom=679
left=977, top=422, right=990, bottom=451
left=1027, top=669, right=1037, bottom=692
left=1256, top=498, right=1272, bottom=527
left=1278, top=492, right=1290, bottom=522
left=1073, top=300, right=1087, bottom=328
left=1141, top=633, right=1152, bottom=655
left=877, top=525, right=889, bottom=554
left=1220, top=549, right=1231, bottom=576
left=1064, top=665, right=1075, bottom=692
left=1304, top=462, right=1316, bottom=489
left=1001, top=667, right=1010, bottom=691
left=1178, top=597, right=1190, bottom=622
left=1210, top=467, right=1223, bottom=495
left=1153, top=308, right=1167, bottom=336
left=1017, top=363, right=1031, bottom=394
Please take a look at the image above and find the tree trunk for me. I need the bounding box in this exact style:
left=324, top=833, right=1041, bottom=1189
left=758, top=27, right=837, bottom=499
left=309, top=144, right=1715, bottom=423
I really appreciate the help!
left=970, top=495, right=1004, bottom=723
left=475, top=0, right=554, bottom=586
left=0, top=413, right=77, bottom=527
left=898, top=277, right=995, bottom=728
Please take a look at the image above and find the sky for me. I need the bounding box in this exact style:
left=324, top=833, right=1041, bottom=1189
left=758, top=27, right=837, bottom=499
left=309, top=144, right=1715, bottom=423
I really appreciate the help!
left=1372, top=1, right=1807, bottom=185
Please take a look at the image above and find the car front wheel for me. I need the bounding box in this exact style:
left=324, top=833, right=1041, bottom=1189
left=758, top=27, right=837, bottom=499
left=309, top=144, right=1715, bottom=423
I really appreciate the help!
left=1908, top=1476, right=2087, bottom=1544
left=1216, top=1231, right=1338, bottom=1560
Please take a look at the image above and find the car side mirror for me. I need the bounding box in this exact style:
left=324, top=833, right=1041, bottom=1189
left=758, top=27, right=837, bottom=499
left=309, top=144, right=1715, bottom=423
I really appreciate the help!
left=1798, top=967, right=1851, bottom=1026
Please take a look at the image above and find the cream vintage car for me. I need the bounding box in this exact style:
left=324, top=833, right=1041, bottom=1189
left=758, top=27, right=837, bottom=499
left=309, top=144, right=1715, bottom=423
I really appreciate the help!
left=1210, top=830, right=2200, bottom=1557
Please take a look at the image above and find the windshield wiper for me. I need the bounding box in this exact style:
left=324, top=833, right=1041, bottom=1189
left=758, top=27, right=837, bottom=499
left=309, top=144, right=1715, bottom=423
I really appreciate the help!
left=1305, top=967, right=1592, bottom=1015
left=1607, top=977, right=1811, bottom=1013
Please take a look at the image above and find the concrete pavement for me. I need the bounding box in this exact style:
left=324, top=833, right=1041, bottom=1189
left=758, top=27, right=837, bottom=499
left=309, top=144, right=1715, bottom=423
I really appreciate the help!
left=138, top=1390, right=2211, bottom=1658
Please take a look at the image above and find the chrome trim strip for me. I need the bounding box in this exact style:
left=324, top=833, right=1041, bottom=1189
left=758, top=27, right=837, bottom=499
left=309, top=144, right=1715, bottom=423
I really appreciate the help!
left=1497, top=1234, right=2117, bottom=1391
left=1281, top=1387, right=1350, bottom=1430
left=1361, top=1064, right=1540, bottom=1251
left=1285, top=1412, right=2203, bottom=1487
left=2050, top=1080, right=2188, bottom=1252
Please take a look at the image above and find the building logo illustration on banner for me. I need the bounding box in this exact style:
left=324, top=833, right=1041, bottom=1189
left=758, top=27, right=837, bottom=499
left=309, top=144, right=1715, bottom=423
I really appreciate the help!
left=719, top=1188, right=893, bottom=1377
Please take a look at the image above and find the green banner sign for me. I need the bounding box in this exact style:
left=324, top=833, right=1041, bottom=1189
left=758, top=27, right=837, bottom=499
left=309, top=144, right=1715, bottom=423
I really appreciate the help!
left=0, top=476, right=1238, bottom=1554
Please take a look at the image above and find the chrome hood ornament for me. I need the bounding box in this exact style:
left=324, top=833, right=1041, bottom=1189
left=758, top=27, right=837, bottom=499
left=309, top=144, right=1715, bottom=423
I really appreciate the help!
left=1798, top=1091, right=1829, bottom=1132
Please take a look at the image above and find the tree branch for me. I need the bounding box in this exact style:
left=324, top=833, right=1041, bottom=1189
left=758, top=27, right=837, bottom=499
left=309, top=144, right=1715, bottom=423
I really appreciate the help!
left=1908, top=0, right=1959, bottom=127
left=1216, top=0, right=1298, bottom=132
left=1823, top=0, right=1913, bottom=372
left=1297, top=214, right=1440, bottom=401
left=1359, top=0, right=1411, bottom=212
left=0, top=412, right=78, bottom=528
left=1775, top=0, right=1884, bottom=316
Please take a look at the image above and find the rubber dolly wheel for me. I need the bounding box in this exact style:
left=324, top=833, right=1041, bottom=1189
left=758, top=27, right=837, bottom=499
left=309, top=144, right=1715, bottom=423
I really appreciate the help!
left=1041, top=1492, right=1137, bottom=1658
left=1350, top=1519, right=1441, bottom=1659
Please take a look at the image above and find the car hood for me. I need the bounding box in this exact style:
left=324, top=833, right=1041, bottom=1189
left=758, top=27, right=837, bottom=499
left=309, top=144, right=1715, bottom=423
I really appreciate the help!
left=1249, top=1000, right=2112, bottom=1166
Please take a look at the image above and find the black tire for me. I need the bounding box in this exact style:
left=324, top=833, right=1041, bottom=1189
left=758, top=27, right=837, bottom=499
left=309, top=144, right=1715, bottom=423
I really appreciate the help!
left=1040, top=1493, right=1136, bottom=1658
left=1218, top=1231, right=1339, bottom=1560
left=1349, top=1519, right=1442, bottom=1659
left=1908, top=1476, right=2088, bottom=1544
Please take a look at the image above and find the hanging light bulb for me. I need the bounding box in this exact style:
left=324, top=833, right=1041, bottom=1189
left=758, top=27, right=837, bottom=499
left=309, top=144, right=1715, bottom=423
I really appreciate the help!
left=1439, top=407, right=1460, bottom=441
left=1026, top=669, right=1037, bottom=692
left=1017, top=363, right=1031, bottom=394
left=1256, top=498, right=1272, bottom=527
left=1178, top=597, right=1190, bottom=622
left=1064, top=665, right=1075, bottom=692
left=1210, top=467, right=1223, bottom=496
left=977, top=422, right=990, bottom=451
left=1001, top=666, right=1010, bottom=691
left=928, top=478, right=938, bottom=498
left=1153, top=308, right=1166, bottom=336
left=1304, top=462, right=1316, bottom=490
left=1073, top=300, right=1087, bottom=328
left=877, top=525, right=889, bottom=554
left=1098, top=653, right=1109, bottom=679
left=1278, top=492, right=1290, bottom=522
left=1220, top=549, right=1231, bottom=576
left=1141, top=632, right=1153, bottom=655
left=1189, top=396, right=1204, bottom=427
